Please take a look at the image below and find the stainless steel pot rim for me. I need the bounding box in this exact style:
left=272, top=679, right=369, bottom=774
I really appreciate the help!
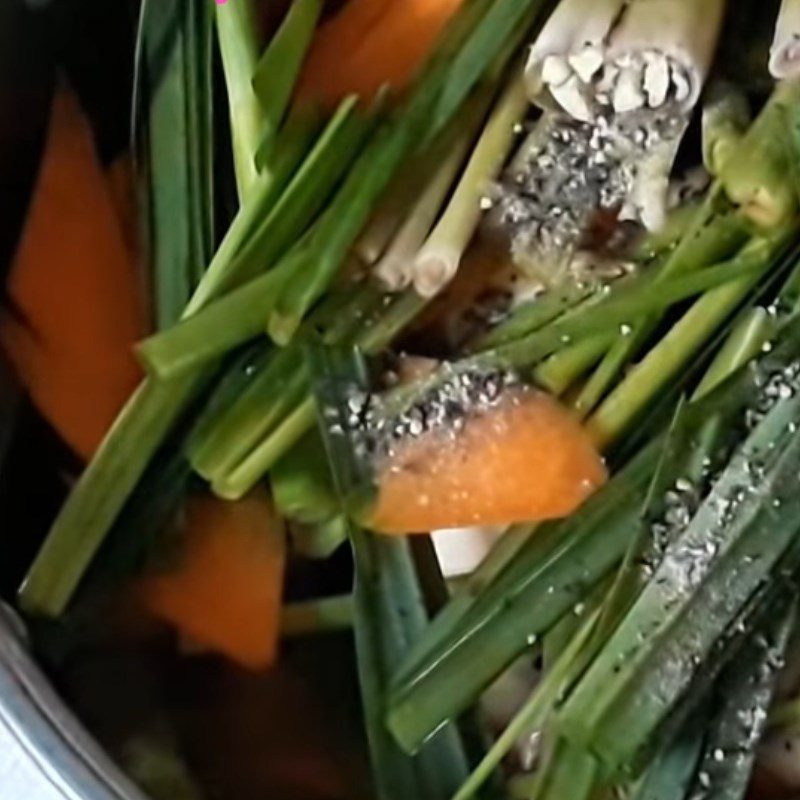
left=0, top=609, right=149, bottom=800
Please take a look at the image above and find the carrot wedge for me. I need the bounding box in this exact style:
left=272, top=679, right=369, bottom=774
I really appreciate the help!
left=0, top=86, right=146, bottom=460
left=296, top=0, right=465, bottom=107
left=303, top=0, right=392, bottom=68
left=369, top=388, right=607, bottom=534
left=138, top=490, right=287, bottom=671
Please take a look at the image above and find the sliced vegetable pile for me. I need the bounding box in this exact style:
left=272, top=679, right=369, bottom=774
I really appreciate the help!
left=8, top=0, right=800, bottom=798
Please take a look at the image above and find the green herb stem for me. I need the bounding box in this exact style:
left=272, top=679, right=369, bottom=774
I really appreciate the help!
left=216, top=0, right=263, bottom=200
left=587, top=237, right=782, bottom=449
left=693, top=306, right=775, bottom=399
left=533, top=336, right=614, bottom=397
left=251, top=0, right=322, bottom=159
left=213, top=397, right=317, bottom=500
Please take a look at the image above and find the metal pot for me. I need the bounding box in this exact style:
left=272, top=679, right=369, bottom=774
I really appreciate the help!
left=0, top=604, right=148, bottom=800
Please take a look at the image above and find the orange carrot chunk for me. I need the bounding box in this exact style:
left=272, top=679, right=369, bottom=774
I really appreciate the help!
left=138, top=491, right=287, bottom=672
left=369, top=387, right=607, bottom=534
left=296, top=0, right=465, bottom=107
left=0, top=86, right=146, bottom=460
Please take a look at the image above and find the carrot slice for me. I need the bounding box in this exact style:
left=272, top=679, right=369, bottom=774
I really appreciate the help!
left=304, top=0, right=392, bottom=68
left=296, top=0, right=465, bottom=107
left=0, top=86, right=146, bottom=460
left=369, top=387, right=607, bottom=534
left=138, top=491, right=287, bottom=671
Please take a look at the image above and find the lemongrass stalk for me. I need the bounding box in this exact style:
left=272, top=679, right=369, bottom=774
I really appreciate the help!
left=607, top=0, right=726, bottom=114
left=250, top=0, right=322, bottom=158
left=719, top=80, right=800, bottom=231
left=374, top=122, right=476, bottom=291
left=587, top=237, right=782, bottom=449
left=355, top=198, right=415, bottom=268
left=533, top=336, right=614, bottom=396
left=693, top=306, right=775, bottom=399
left=527, top=0, right=724, bottom=121
left=702, top=80, right=751, bottom=176
left=525, top=0, right=625, bottom=98
left=771, top=0, right=800, bottom=79
left=628, top=123, right=689, bottom=232
left=412, top=72, right=529, bottom=297
left=213, top=397, right=316, bottom=500
left=352, top=142, right=461, bottom=267
left=216, top=0, right=263, bottom=200
left=281, top=594, right=355, bottom=637
left=352, top=107, right=493, bottom=268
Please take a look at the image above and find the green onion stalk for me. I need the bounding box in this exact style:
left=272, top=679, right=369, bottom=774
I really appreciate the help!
left=265, top=0, right=550, bottom=343
left=250, top=0, right=322, bottom=162
left=204, top=292, right=429, bottom=501
left=587, top=232, right=793, bottom=448
left=186, top=43, right=548, bottom=495
left=547, top=203, right=750, bottom=416
left=560, top=362, right=800, bottom=764
left=682, top=601, right=797, bottom=800
left=134, top=0, right=215, bottom=329
left=281, top=593, right=355, bottom=637
left=137, top=96, right=377, bottom=380
left=437, top=398, right=705, bottom=797
left=19, top=0, right=280, bottom=616
left=215, top=0, right=263, bottom=200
